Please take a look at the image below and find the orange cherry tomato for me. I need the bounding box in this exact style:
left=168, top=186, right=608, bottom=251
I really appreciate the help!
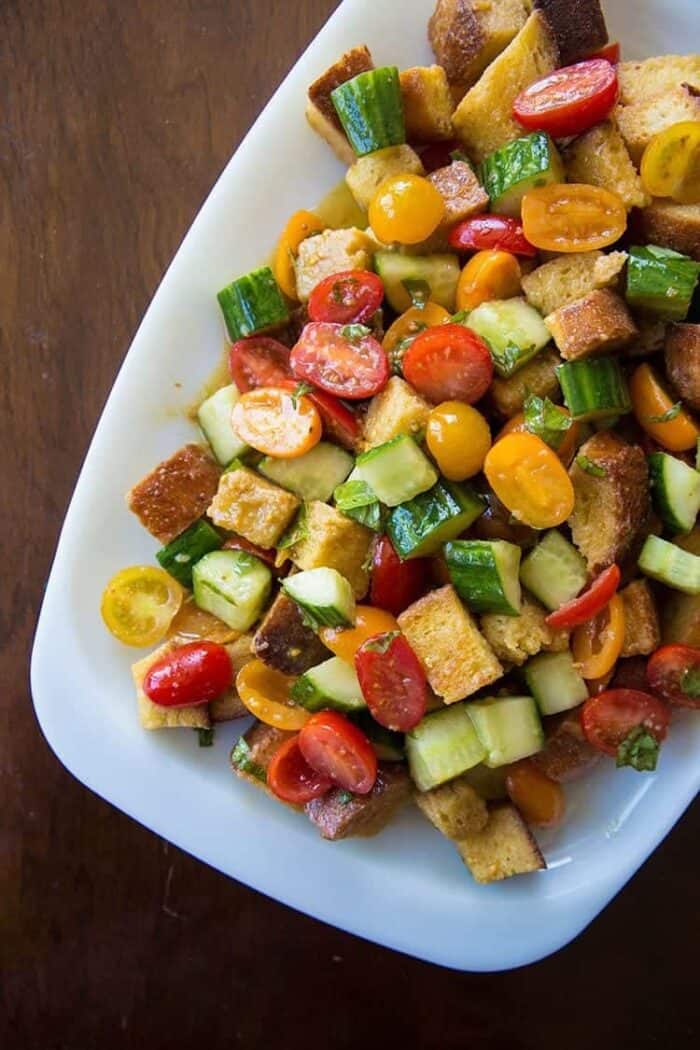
left=505, top=760, right=565, bottom=827
left=382, top=302, right=451, bottom=356
left=455, top=250, right=521, bottom=313
left=231, top=386, right=322, bottom=458
left=572, top=593, right=626, bottom=679
left=426, top=401, right=492, bottom=480
left=629, top=362, right=700, bottom=452
left=320, top=606, right=399, bottom=663
left=496, top=406, right=581, bottom=465
left=521, top=183, right=627, bottom=252
left=273, top=209, right=324, bottom=299
left=483, top=432, right=575, bottom=528
left=236, top=659, right=310, bottom=730
left=641, top=121, right=700, bottom=205
left=369, top=174, right=445, bottom=244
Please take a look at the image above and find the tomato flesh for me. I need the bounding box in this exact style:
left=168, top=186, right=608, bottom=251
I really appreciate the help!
left=236, top=660, right=310, bottom=731
left=267, top=736, right=332, bottom=804
left=521, top=183, right=627, bottom=252
left=448, top=215, right=537, bottom=257
left=228, top=336, right=291, bottom=392
left=513, top=59, right=618, bottom=138
left=402, top=324, right=493, bottom=404
left=581, top=689, right=670, bottom=757
left=304, top=387, right=360, bottom=449
left=546, top=565, right=621, bottom=629
left=355, top=631, right=429, bottom=732
left=101, top=565, right=183, bottom=647
left=320, top=605, right=399, bottom=663
left=505, top=760, right=565, bottom=827
left=143, top=641, right=232, bottom=706
left=290, top=322, right=389, bottom=400
left=572, top=594, right=626, bottom=680
left=298, top=711, right=377, bottom=794
left=308, top=270, right=384, bottom=325
left=647, top=644, right=700, bottom=709
left=483, top=432, right=575, bottom=529
left=370, top=535, right=430, bottom=616
left=231, top=386, right=321, bottom=458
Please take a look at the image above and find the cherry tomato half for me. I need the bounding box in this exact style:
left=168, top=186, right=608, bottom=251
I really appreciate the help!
left=483, top=432, right=575, bottom=528
left=267, top=735, right=332, bottom=804
left=101, top=565, right=183, bottom=647
left=402, top=323, right=493, bottom=405
left=228, top=336, right=291, bottom=392
left=647, top=644, right=700, bottom=709
left=505, top=760, right=565, bottom=827
left=355, top=631, right=429, bottom=731
left=521, top=183, right=627, bottom=252
left=290, top=322, right=389, bottom=400
left=308, top=270, right=384, bottom=325
left=370, top=535, right=430, bottom=613
left=590, top=41, right=620, bottom=65
left=143, top=641, right=232, bottom=706
left=231, top=386, right=321, bottom=458
left=320, top=605, right=399, bottom=663
left=546, top=564, right=621, bottom=630
left=304, top=387, right=360, bottom=450
left=236, top=659, right=310, bottom=731
left=299, top=711, right=378, bottom=794
left=513, top=59, right=618, bottom=138
left=629, top=362, right=700, bottom=452
left=273, top=209, right=325, bottom=300
left=581, top=689, right=670, bottom=757
left=448, top=215, right=537, bottom=257
left=572, top=593, right=626, bottom=680
left=640, top=121, right=700, bottom=205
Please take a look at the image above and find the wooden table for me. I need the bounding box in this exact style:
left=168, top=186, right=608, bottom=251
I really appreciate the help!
left=3, top=2, right=697, bottom=1045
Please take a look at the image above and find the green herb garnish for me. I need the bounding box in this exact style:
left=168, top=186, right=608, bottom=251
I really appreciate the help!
left=680, top=666, right=700, bottom=699
left=576, top=454, right=607, bottom=478
left=616, top=726, right=660, bottom=772
left=290, top=381, right=314, bottom=407
left=334, top=479, right=386, bottom=532
left=336, top=790, right=355, bottom=805
left=361, top=631, right=399, bottom=654
left=196, top=727, right=215, bottom=747
left=340, top=323, right=371, bottom=342
left=231, top=738, right=267, bottom=781
left=648, top=402, right=683, bottom=424
left=523, top=393, right=571, bottom=450
left=401, top=278, right=431, bottom=310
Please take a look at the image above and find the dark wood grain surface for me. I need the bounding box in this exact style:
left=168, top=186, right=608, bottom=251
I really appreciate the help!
left=2, top=2, right=698, bottom=1046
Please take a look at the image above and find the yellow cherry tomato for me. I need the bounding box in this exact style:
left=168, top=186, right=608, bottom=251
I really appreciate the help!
left=382, top=302, right=451, bottom=355
left=273, top=209, right=324, bottom=299
left=455, top=250, right=521, bottom=313
left=630, top=362, right=700, bottom=451
left=572, top=594, right=626, bottom=679
left=369, top=174, right=445, bottom=245
left=483, top=432, right=575, bottom=528
left=320, top=606, right=399, bottom=662
left=521, top=183, right=627, bottom=252
left=236, top=659, right=310, bottom=730
left=426, top=401, right=492, bottom=480
left=496, top=407, right=582, bottom=466
left=101, top=566, right=183, bottom=647
left=167, top=598, right=239, bottom=644
left=641, top=121, right=700, bottom=205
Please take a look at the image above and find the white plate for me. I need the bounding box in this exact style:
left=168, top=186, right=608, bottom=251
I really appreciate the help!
left=31, top=0, right=700, bottom=971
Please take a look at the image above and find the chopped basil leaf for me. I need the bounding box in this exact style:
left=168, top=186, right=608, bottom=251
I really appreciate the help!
left=680, top=666, right=700, bottom=699
left=340, top=323, right=371, bottom=342
left=401, top=278, right=431, bottom=310
left=232, top=552, right=258, bottom=575
left=334, top=479, right=386, bottom=532
left=523, top=393, right=571, bottom=450
left=290, top=381, right=314, bottom=407
left=451, top=310, right=469, bottom=325
left=231, top=738, right=267, bottom=781
left=336, top=790, right=355, bottom=805
left=390, top=328, right=427, bottom=375
left=196, top=727, right=215, bottom=747
left=277, top=505, right=308, bottom=549
left=223, top=456, right=246, bottom=474
left=449, top=149, right=470, bottom=164
left=616, top=726, right=660, bottom=772
left=491, top=341, right=535, bottom=378
left=576, top=454, right=607, bottom=477
left=647, top=401, right=683, bottom=424
left=362, top=631, right=399, bottom=654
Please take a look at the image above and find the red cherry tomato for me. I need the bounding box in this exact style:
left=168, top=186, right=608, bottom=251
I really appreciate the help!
left=448, top=215, right=537, bottom=258
left=545, top=564, right=621, bottom=630
left=143, top=641, right=232, bottom=706
left=228, top=336, right=291, bottom=392
left=222, top=535, right=277, bottom=568
left=417, top=139, right=463, bottom=173
left=513, top=59, right=619, bottom=138
left=304, top=387, right=360, bottom=449
left=290, top=322, right=389, bottom=400
left=611, top=657, right=649, bottom=693
left=402, top=324, right=493, bottom=405
left=355, top=631, right=429, bottom=731
left=647, top=644, right=700, bottom=709
left=581, top=689, right=670, bottom=757
left=370, top=535, right=430, bottom=615
left=298, top=711, right=377, bottom=794
left=267, top=735, right=333, bottom=804
left=308, top=270, right=384, bottom=325
left=590, top=41, right=620, bottom=64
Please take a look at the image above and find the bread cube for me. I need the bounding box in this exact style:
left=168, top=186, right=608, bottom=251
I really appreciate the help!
left=532, top=708, right=601, bottom=781
left=361, top=376, right=432, bottom=450
left=209, top=634, right=255, bottom=722
left=638, top=200, right=700, bottom=262
left=532, top=0, right=608, bottom=66
left=522, top=250, right=628, bottom=317
left=616, top=85, right=700, bottom=165
left=456, top=801, right=546, bottom=883
left=127, top=444, right=221, bottom=545
left=287, top=500, right=373, bottom=598
left=481, top=596, right=569, bottom=666
left=400, top=65, right=454, bottom=141
left=545, top=289, right=638, bottom=361
left=415, top=775, right=488, bottom=838
left=489, top=347, right=562, bottom=418
left=620, top=579, right=661, bottom=658
left=563, top=121, right=649, bottom=211
left=231, top=722, right=297, bottom=803
left=617, top=54, right=700, bottom=106
left=428, top=160, right=489, bottom=227
left=305, top=46, right=374, bottom=163
left=294, top=227, right=376, bottom=301
left=305, top=764, right=412, bottom=840
left=253, top=591, right=330, bottom=675
left=132, top=641, right=210, bottom=730
left=207, top=467, right=300, bottom=548
left=665, top=323, right=700, bottom=410
left=345, top=145, right=425, bottom=210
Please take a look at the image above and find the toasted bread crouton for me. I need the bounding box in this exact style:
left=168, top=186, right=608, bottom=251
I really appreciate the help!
left=231, top=722, right=297, bottom=802
left=522, top=250, right=627, bottom=316
left=167, top=597, right=239, bottom=645
left=209, top=635, right=254, bottom=723
left=398, top=585, right=503, bottom=703
left=427, top=160, right=489, bottom=227
left=456, top=801, right=546, bottom=883
left=400, top=65, right=454, bottom=141
left=253, top=591, right=329, bottom=675
left=568, top=432, right=650, bottom=574
left=637, top=200, right=700, bottom=262
left=616, top=85, right=700, bottom=165
left=531, top=708, right=600, bottom=781
left=662, top=588, right=700, bottom=647
left=345, top=145, right=425, bottom=210
left=665, top=323, right=700, bottom=409
left=127, top=444, right=221, bottom=545
left=617, top=55, right=700, bottom=106
left=305, top=46, right=374, bottom=163
left=132, top=641, right=210, bottom=730
left=305, top=763, right=412, bottom=840
left=287, top=500, right=373, bottom=597
left=626, top=317, right=666, bottom=359
left=415, top=775, right=488, bottom=838
left=295, top=227, right=376, bottom=301
left=452, top=12, right=560, bottom=163
left=620, top=579, right=661, bottom=658
left=461, top=763, right=508, bottom=800
left=533, top=0, right=608, bottom=65
left=545, top=289, right=638, bottom=361
left=207, top=467, right=299, bottom=548
left=563, top=121, right=649, bottom=211
left=490, top=346, right=562, bottom=417
left=480, top=596, right=568, bottom=666
left=361, top=376, right=432, bottom=450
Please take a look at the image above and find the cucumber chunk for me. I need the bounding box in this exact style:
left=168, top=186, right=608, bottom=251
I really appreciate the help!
left=480, top=132, right=564, bottom=216
left=217, top=266, right=289, bottom=341
left=331, top=67, right=405, bottom=157
left=192, top=550, right=272, bottom=630
left=282, top=567, right=356, bottom=629
left=445, top=539, right=521, bottom=615
left=387, top=480, right=485, bottom=558
left=467, top=695, right=544, bottom=768
left=519, top=530, right=588, bottom=611
left=374, top=251, right=460, bottom=313
left=465, top=297, right=550, bottom=377
left=291, top=657, right=366, bottom=713
left=649, top=452, right=700, bottom=533
left=258, top=442, right=353, bottom=502
left=354, top=435, right=438, bottom=507
left=524, top=651, right=588, bottom=716
left=638, top=535, right=700, bottom=595
left=156, top=520, right=223, bottom=588
left=197, top=384, right=249, bottom=465
left=557, top=357, right=631, bottom=421
left=626, top=245, right=700, bottom=322
left=406, top=704, right=487, bottom=791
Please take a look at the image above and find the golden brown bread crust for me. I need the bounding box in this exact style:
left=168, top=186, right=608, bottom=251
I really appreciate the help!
left=428, top=0, right=483, bottom=87
left=305, top=763, right=412, bottom=839
left=307, top=45, right=374, bottom=132
left=399, top=65, right=454, bottom=141
left=637, top=200, right=700, bottom=262
left=533, top=0, right=608, bottom=65
left=127, top=444, right=221, bottom=545
left=489, top=347, right=562, bottom=418
left=455, top=801, right=546, bottom=883
left=545, top=289, right=638, bottom=361
left=427, top=160, right=489, bottom=226
left=665, top=323, right=700, bottom=409
left=531, top=709, right=601, bottom=782
left=415, top=775, right=488, bottom=838
left=619, top=579, right=661, bottom=658
left=253, top=591, right=329, bottom=675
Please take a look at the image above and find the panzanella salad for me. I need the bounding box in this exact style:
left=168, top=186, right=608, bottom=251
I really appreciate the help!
left=102, top=0, right=700, bottom=883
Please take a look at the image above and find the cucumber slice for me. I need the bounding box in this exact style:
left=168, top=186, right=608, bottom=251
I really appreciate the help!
left=354, top=435, right=438, bottom=507
left=374, top=251, right=460, bottom=313
left=638, top=535, right=700, bottom=595
left=291, top=657, right=366, bottom=713
left=217, top=266, right=289, bottom=341
left=192, top=550, right=272, bottom=630
left=406, top=704, right=487, bottom=791
left=331, top=67, right=405, bottom=157
left=626, top=245, right=700, bottom=322
left=387, top=480, right=485, bottom=559
left=480, top=132, right=564, bottom=217
left=557, top=357, right=631, bottom=421
left=465, top=298, right=550, bottom=378
left=197, top=384, right=249, bottom=465
left=519, top=530, right=588, bottom=611
left=156, top=520, right=223, bottom=588
left=524, top=651, right=588, bottom=716
left=444, top=540, right=522, bottom=615
left=282, top=567, right=356, bottom=629
left=649, top=452, right=700, bottom=533
left=467, top=695, right=544, bottom=768
left=258, top=442, right=353, bottom=502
